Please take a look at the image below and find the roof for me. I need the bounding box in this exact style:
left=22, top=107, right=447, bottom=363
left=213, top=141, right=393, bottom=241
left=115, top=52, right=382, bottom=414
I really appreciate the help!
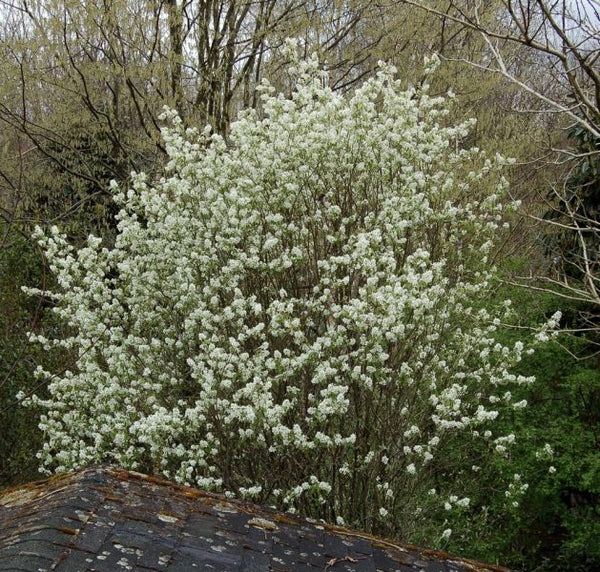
left=0, top=466, right=509, bottom=572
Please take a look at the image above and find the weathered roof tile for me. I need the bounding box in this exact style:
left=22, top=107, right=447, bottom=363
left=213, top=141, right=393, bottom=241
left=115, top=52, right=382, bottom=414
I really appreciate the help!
left=0, top=466, right=509, bottom=571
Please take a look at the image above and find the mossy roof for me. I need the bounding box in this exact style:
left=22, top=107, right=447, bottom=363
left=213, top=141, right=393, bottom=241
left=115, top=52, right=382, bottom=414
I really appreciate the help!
left=0, top=466, right=509, bottom=571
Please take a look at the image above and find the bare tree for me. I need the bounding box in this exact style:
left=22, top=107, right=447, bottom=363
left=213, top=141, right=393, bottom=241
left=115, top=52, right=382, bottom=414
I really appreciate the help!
left=402, top=1, right=599, bottom=136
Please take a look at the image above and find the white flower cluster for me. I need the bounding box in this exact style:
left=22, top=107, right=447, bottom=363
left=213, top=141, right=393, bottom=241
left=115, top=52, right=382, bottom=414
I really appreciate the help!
left=535, top=443, right=555, bottom=460
left=504, top=473, right=530, bottom=508
left=444, top=495, right=471, bottom=511
left=26, top=56, right=556, bottom=537
left=535, top=443, right=557, bottom=475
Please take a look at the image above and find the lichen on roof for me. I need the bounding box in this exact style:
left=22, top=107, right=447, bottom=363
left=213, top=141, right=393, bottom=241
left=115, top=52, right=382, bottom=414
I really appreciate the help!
left=0, top=466, right=509, bottom=571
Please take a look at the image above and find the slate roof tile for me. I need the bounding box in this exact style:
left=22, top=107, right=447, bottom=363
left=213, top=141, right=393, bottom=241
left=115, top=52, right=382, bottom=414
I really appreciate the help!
left=0, top=466, right=510, bottom=571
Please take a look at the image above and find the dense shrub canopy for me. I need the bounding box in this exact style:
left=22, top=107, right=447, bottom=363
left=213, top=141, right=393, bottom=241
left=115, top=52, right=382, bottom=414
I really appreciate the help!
left=27, top=56, right=559, bottom=539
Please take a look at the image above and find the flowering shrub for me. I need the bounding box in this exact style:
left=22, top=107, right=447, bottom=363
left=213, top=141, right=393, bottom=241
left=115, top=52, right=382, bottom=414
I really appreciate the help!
left=26, top=56, right=559, bottom=539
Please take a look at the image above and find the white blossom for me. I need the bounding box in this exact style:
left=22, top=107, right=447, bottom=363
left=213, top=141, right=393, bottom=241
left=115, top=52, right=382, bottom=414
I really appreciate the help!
left=26, top=56, right=557, bottom=539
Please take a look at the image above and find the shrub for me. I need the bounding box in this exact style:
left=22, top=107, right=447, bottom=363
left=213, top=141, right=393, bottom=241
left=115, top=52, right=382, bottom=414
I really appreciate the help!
left=26, top=56, right=559, bottom=541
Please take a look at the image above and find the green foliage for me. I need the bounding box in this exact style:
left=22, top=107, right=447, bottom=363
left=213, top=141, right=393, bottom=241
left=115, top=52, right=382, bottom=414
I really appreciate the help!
left=0, top=224, right=48, bottom=487
left=509, top=339, right=600, bottom=570
left=425, top=285, right=600, bottom=571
